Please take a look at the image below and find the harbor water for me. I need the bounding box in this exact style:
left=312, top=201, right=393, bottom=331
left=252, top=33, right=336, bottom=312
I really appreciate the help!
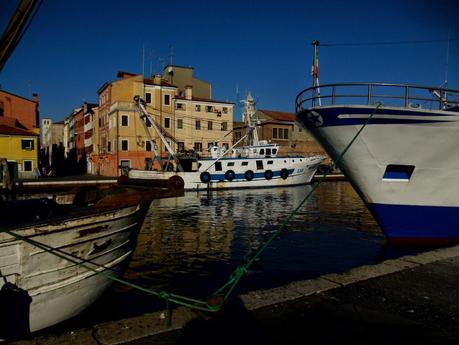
left=49, top=181, right=425, bottom=331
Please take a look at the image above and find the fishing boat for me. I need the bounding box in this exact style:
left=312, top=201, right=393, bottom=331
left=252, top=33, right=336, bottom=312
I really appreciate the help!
left=295, top=41, right=459, bottom=243
left=0, top=177, right=183, bottom=338
left=129, top=94, right=324, bottom=191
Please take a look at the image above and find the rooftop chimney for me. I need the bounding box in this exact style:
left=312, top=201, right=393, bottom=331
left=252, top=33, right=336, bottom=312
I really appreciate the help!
left=185, top=85, right=192, bottom=100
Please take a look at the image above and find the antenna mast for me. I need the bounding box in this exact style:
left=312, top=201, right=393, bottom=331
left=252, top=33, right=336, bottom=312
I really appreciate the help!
left=311, top=40, right=321, bottom=107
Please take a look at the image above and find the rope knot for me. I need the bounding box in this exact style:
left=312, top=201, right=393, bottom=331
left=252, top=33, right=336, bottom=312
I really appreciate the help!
left=231, top=265, right=247, bottom=279
left=159, top=291, right=171, bottom=300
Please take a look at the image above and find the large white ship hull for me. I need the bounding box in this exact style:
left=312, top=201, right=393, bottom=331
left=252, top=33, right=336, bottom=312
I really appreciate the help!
left=297, top=104, right=459, bottom=242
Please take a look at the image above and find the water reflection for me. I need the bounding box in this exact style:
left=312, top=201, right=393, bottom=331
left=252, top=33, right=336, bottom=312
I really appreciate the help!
left=75, top=182, right=422, bottom=325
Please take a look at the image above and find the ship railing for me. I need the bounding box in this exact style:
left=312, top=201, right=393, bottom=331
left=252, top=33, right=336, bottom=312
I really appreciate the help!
left=295, top=82, right=459, bottom=113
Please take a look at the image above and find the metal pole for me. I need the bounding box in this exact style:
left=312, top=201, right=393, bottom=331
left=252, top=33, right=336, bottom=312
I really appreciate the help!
left=312, top=40, right=320, bottom=107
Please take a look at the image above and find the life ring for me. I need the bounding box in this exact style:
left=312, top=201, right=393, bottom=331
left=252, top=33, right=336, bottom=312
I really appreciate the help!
left=200, top=171, right=211, bottom=183
left=244, top=170, right=254, bottom=181
left=225, top=170, right=235, bottom=181
left=264, top=170, right=273, bottom=180
left=280, top=168, right=289, bottom=180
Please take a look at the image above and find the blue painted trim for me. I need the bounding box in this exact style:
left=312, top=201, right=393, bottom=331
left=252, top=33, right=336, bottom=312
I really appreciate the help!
left=297, top=106, right=455, bottom=129
left=209, top=169, right=294, bottom=181
left=367, top=203, right=459, bottom=239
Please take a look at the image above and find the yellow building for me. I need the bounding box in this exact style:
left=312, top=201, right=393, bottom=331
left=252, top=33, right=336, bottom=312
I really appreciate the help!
left=0, top=90, right=40, bottom=179
left=0, top=117, right=39, bottom=179
left=95, top=69, right=234, bottom=176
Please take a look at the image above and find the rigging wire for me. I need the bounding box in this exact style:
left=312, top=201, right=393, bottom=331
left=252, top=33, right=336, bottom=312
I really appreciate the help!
left=321, top=38, right=458, bottom=47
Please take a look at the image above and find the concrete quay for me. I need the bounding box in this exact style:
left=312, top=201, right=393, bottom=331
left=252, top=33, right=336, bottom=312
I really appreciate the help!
left=12, top=245, right=459, bottom=345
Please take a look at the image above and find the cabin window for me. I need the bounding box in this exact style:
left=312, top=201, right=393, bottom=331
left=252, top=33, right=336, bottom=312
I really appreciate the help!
left=266, top=148, right=271, bottom=156
left=241, top=161, right=248, bottom=166
left=267, top=160, right=273, bottom=165
left=23, top=160, right=33, bottom=171
left=21, top=139, right=34, bottom=150
left=260, top=149, right=265, bottom=155
left=383, top=164, right=415, bottom=181
left=227, top=162, right=235, bottom=167
left=273, top=149, right=277, bottom=155
left=215, top=161, right=222, bottom=171
left=256, top=160, right=263, bottom=170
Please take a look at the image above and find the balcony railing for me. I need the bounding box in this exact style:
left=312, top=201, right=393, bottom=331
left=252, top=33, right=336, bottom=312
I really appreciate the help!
left=295, top=82, right=459, bottom=113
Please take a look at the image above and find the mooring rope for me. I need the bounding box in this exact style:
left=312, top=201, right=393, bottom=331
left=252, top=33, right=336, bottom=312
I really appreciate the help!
left=0, top=103, right=381, bottom=316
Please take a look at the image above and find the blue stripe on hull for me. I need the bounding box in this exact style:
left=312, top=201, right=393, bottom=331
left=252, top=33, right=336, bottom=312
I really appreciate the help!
left=209, top=169, right=294, bottom=181
left=368, top=203, right=459, bottom=240
left=297, top=107, right=454, bottom=129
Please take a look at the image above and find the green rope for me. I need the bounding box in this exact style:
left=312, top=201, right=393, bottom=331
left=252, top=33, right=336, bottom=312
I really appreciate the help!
left=0, top=103, right=380, bottom=315
left=213, top=103, right=382, bottom=301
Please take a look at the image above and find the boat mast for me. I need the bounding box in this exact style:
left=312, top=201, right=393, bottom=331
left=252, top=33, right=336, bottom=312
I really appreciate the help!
left=312, top=40, right=321, bottom=107
left=242, top=92, right=259, bottom=146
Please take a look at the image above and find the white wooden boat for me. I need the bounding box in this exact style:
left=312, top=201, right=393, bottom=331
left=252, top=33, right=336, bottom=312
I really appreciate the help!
left=0, top=179, right=182, bottom=338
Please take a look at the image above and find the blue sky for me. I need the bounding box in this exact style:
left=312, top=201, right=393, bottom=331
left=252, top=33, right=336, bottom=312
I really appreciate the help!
left=1, top=0, right=458, bottom=121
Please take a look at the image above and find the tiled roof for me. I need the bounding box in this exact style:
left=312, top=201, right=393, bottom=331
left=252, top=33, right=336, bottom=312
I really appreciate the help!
left=0, top=117, right=38, bottom=136
left=258, top=109, right=295, bottom=122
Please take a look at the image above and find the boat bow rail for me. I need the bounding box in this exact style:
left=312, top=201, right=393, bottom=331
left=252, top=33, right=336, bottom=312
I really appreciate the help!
left=295, top=82, right=459, bottom=112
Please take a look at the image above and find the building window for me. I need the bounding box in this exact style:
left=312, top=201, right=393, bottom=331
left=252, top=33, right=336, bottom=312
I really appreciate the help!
left=121, top=115, right=128, bottom=127
left=194, top=142, right=202, bottom=152
left=120, top=160, right=131, bottom=175
left=108, top=141, right=111, bottom=152
left=283, top=128, right=289, bottom=139
left=222, top=107, right=228, bottom=114
left=195, top=104, right=201, bottom=112
left=207, top=142, right=214, bottom=149
left=21, top=139, right=34, bottom=150
left=221, top=121, right=228, bottom=131
left=177, top=142, right=185, bottom=151
left=206, top=106, right=214, bottom=113
left=272, top=128, right=278, bottom=139
left=144, top=117, right=152, bottom=127
left=121, top=139, right=129, bottom=151
left=164, top=94, right=170, bottom=105
left=145, top=93, right=151, bottom=103
left=165, top=117, right=171, bottom=128
left=177, top=119, right=183, bottom=129
left=23, top=160, right=33, bottom=172
left=207, top=121, right=213, bottom=130
left=146, top=141, right=152, bottom=151
left=222, top=143, right=229, bottom=150
left=175, top=103, right=185, bottom=110
left=195, top=120, right=201, bottom=130
left=0, top=101, right=4, bottom=116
